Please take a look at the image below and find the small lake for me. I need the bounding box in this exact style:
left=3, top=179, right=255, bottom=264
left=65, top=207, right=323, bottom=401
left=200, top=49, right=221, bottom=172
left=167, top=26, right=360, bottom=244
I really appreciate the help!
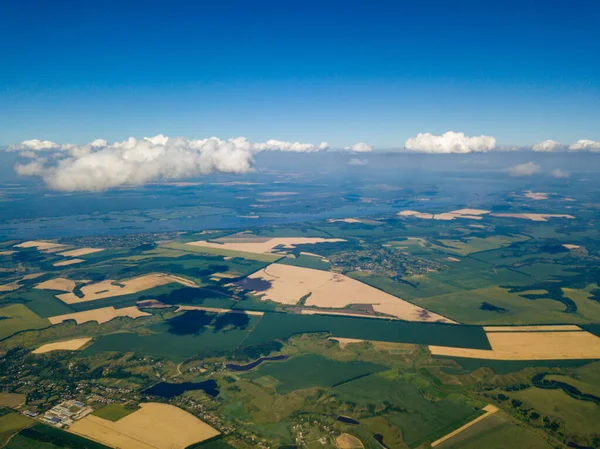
left=143, top=380, right=219, bottom=398
left=226, top=355, right=288, bottom=372
left=336, top=415, right=359, bottom=425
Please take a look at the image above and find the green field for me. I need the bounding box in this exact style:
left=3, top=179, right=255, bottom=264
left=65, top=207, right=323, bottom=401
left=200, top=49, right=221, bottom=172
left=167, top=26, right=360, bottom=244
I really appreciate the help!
left=0, top=412, right=32, bottom=446
left=92, top=403, right=136, bottom=421
left=436, top=412, right=553, bottom=449
left=0, top=304, right=50, bottom=340
left=252, top=354, right=386, bottom=394
left=6, top=423, right=111, bottom=449
left=277, top=254, right=331, bottom=271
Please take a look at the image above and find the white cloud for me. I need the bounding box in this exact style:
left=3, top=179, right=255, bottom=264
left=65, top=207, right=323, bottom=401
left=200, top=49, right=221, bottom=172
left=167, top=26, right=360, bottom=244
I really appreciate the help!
left=532, top=139, right=561, bottom=152
left=9, top=135, right=333, bottom=191
left=345, top=142, right=373, bottom=153
left=507, top=161, right=541, bottom=177
left=568, top=139, right=600, bottom=152
left=551, top=168, right=570, bottom=179
left=404, top=131, right=496, bottom=153
left=348, top=158, right=368, bottom=166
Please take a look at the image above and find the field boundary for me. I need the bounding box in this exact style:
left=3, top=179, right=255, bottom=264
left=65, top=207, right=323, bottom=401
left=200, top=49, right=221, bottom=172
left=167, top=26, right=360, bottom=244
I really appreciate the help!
left=430, top=404, right=498, bottom=447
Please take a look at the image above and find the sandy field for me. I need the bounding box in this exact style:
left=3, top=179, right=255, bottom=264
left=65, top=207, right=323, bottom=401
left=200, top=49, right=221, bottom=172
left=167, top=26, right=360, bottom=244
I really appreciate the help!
left=69, top=402, right=219, bottom=449
left=14, top=240, right=67, bottom=251
left=56, top=273, right=196, bottom=304
left=33, top=337, right=92, bottom=354
left=491, top=213, right=575, bottom=222
left=430, top=330, right=600, bottom=360
left=399, top=209, right=490, bottom=221
left=187, top=237, right=345, bottom=255
left=563, top=244, right=581, bottom=250
left=483, top=325, right=582, bottom=332
left=53, top=258, right=85, bottom=267
left=246, top=264, right=455, bottom=323
left=174, top=305, right=264, bottom=316
left=431, top=405, right=498, bottom=447
left=35, top=277, right=76, bottom=292
left=327, top=218, right=363, bottom=223
left=336, top=433, right=364, bottom=449
left=524, top=191, right=549, bottom=200
left=49, top=306, right=151, bottom=325
left=59, top=247, right=104, bottom=257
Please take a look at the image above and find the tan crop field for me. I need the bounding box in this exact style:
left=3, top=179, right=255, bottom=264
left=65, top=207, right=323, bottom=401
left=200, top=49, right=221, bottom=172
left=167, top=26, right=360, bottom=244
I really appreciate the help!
left=399, top=209, right=490, bottom=221
left=491, top=213, right=575, bottom=221
left=49, top=306, right=151, bottom=325
left=58, top=247, right=104, bottom=257
left=68, top=402, right=219, bottom=449
left=246, top=264, right=455, bottom=323
left=53, top=258, right=85, bottom=267
left=523, top=191, right=549, bottom=200
left=35, top=277, right=76, bottom=292
left=187, top=237, right=345, bottom=255
left=14, top=240, right=67, bottom=251
left=430, top=329, right=600, bottom=360
left=33, top=337, right=92, bottom=354
left=483, top=325, right=582, bottom=332
left=336, top=432, right=364, bottom=448
left=56, top=273, right=196, bottom=304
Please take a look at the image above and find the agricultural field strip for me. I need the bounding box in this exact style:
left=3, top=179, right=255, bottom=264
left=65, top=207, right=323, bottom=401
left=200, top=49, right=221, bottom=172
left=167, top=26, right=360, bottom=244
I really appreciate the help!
left=32, top=337, right=92, bottom=354
left=429, top=329, right=600, bottom=360
left=483, top=325, right=583, bottom=332
left=186, top=236, right=346, bottom=255
left=431, top=405, right=499, bottom=447
left=48, top=306, right=151, bottom=325
left=174, top=305, right=264, bottom=316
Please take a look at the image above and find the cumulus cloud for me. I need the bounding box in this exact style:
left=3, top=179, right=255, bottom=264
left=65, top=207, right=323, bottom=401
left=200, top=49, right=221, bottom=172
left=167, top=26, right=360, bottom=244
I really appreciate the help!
left=568, top=139, right=600, bottom=152
left=404, top=131, right=496, bottom=153
left=9, top=135, right=330, bottom=191
left=551, top=168, right=570, bottom=179
left=507, top=161, right=541, bottom=177
left=345, top=142, right=373, bottom=153
left=347, top=158, right=368, bottom=166
left=532, top=139, right=561, bottom=152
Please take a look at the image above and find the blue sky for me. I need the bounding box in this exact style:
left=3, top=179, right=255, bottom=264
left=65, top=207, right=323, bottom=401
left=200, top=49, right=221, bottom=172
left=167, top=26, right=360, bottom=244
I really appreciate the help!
left=1, top=0, right=599, bottom=148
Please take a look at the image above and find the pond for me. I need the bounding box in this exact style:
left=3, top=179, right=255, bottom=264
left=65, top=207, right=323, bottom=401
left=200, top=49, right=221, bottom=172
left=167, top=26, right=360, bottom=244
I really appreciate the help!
left=143, top=380, right=219, bottom=398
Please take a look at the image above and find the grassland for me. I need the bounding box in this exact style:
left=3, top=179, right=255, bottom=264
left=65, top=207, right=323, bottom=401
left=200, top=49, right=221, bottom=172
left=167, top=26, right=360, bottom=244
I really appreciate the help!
left=0, top=304, right=50, bottom=340
left=92, top=403, right=137, bottom=421
left=251, top=354, right=386, bottom=394
left=0, top=411, right=32, bottom=446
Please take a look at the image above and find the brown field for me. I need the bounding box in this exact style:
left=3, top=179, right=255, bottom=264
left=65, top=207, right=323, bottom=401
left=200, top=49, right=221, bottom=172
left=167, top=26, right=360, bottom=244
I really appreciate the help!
left=0, top=281, right=21, bottom=292
left=431, top=405, right=499, bottom=447
left=32, top=337, right=92, bottom=354
left=524, top=191, right=549, bottom=200
left=174, top=305, right=264, bottom=316
left=58, top=247, right=104, bottom=257
left=0, top=392, right=26, bottom=407
left=563, top=244, right=581, bottom=250
left=329, top=337, right=417, bottom=353
left=399, top=209, right=490, bottom=221
left=35, top=277, right=76, bottom=292
left=245, top=264, right=455, bottom=323
left=187, top=237, right=345, bottom=255
left=336, top=432, right=364, bottom=449
left=430, top=329, right=600, bottom=360
left=53, top=258, right=85, bottom=267
left=68, top=402, right=219, bottom=449
left=56, top=273, right=197, bottom=304
left=14, top=240, right=67, bottom=251
left=0, top=250, right=15, bottom=256
left=49, top=306, right=151, bottom=325
left=327, top=218, right=363, bottom=223
left=491, top=213, right=575, bottom=222
left=483, top=325, right=582, bottom=332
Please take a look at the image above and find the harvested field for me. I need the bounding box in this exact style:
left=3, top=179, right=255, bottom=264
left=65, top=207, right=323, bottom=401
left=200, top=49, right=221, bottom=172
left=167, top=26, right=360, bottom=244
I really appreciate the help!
left=399, top=209, right=490, bottom=221
left=336, top=433, right=364, bottom=449
left=329, top=337, right=416, bottom=353
left=56, top=273, right=197, bottom=304
left=524, top=191, right=548, bottom=200
left=483, top=325, right=582, bottom=332
left=53, top=258, right=85, bottom=266
left=0, top=281, right=21, bottom=292
left=430, top=329, right=600, bottom=360
left=491, top=213, right=574, bottom=221
left=245, top=264, right=455, bottom=323
left=59, top=247, right=104, bottom=257
left=49, top=306, right=151, bottom=325
left=327, top=218, right=362, bottom=223
left=68, top=402, right=219, bottom=449
left=174, top=305, right=264, bottom=316
left=35, top=277, right=76, bottom=292
left=14, top=240, right=66, bottom=251
left=563, top=244, right=581, bottom=249
left=431, top=405, right=498, bottom=447
left=0, top=392, right=25, bottom=407
left=187, top=237, right=345, bottom=255
left=33, top=337, right=92, bottom=354
left=0, top=250, right=15, bottom=255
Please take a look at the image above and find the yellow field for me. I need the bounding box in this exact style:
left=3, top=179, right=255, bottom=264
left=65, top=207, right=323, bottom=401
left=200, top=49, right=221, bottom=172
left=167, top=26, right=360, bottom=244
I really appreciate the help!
left=53, top=258, right=85, bottom=267
left=68, top=402, right=219, bottom=449
left=491, top=213, right=575, bottom=221
left=49, top=306, right=151, bottom=325
left=56, top=273, right=197, bottom=304
left=523, top=191, right=548, bottom=200
left=336, top=432, right=364, bottom=448
left=14, top=240, right=67, bottom=251
left=327, top=218, right=363, bottom=223
left=58, top=247, right=104, bottom=257
left=563, top=244, right=581, bottom=249
left=483, top=325, right=582, bottom=332
left=35, top=277, right=76, bottom=292
left=187, top=237, right=345, bottom=254
left=33, top=337, right=92, bottom=354
left=430, top=329, right=600, bottom=360
left=246, top=264, right=455, bottom=323
left=431, top=405, right=499, bottom=447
